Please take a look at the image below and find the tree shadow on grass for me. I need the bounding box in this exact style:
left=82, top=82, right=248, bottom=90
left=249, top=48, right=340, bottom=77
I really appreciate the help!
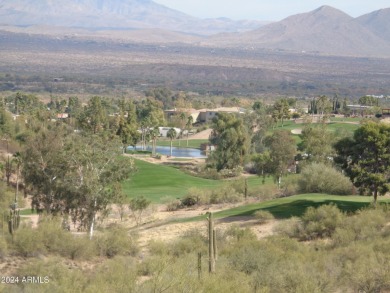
left=224, top=199, right=372, bottom=219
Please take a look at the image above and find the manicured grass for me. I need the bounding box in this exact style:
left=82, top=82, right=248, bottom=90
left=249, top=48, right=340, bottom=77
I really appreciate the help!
left=122, top=159, right=274, bottom=202
left=122, top=159, right=221, bottom=202
left=326, top=122, right=359, bottom=133
left=329, top=117, right=363, bottom=123
left=178, top=194, right=389, bottom=222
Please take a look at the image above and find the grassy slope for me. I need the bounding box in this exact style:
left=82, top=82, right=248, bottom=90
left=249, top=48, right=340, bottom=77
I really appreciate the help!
left=122, top=159, right=220, bottom=201
left=178, top=194, right=390, bottom=222
left=122, top=158, right=274, bottom=202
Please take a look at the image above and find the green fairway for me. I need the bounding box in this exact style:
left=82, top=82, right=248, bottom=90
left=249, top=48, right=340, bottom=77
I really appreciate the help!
left=122, top=159, right=273, bottom=202
left=122, top=159, right=221, bottom=201
left=179, top=194, right=389, bottom=222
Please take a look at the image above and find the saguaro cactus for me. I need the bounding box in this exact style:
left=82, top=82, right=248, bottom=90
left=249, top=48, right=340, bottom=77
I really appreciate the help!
left=8, top=209, right=20, bottom=242
left=208, top=212, right=216, bottom=273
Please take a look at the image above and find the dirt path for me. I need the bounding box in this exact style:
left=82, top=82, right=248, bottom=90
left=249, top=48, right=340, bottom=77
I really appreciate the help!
left=187, top=129, right=212, bottom=140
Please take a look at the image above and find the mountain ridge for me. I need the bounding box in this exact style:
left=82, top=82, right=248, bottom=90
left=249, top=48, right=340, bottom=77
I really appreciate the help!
left=0, top=2, right=390, bottom=57
left=0, top=0, right=265, bottom=35
left=206, top=6, right=390, bottom=57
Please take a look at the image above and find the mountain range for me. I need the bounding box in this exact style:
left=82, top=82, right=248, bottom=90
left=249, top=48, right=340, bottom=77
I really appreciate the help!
left=207, top=6, right=390, bottom=57
left=0, top=0, right=265, bottom=35
left=0, top=1, right=390, bottom=57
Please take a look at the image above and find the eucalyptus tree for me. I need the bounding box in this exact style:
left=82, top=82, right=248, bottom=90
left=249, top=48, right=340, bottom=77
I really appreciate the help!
left=208, top=113, right=250, bottom=171
left=299, top=123, right=335, bottom=163
left=116, top=102, right=139, bottom=153
left=22, top=126, right=135, bottom=238
left=22, top=126, right=71, bottom=214
left=136, top=99, right=165, bottom=150
left=78, top=96, right=107, bottom=134
left=265, top=130, right=296, bottom=189
left=62, top=134, right=135, bottom=238
left=12, top=152, right=22, bottom=209
left=272, top=99, right=290, bottom=127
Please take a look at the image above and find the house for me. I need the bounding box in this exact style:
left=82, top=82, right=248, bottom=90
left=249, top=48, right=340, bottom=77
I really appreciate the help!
left=158, top=127, right=182, bottom=138
left=164, top=108, right=200, bottom=124
left=197, top=107, right=246, bottom=123
left=164, top=107, right=246, bottom=124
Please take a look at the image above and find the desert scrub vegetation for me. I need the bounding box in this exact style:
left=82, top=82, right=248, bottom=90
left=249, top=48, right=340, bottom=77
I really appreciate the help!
left=297, top=162, right=353, bottom=195
left=7, top=217, right=138, bottom=260
left=2, top=204, right=390, bottom=292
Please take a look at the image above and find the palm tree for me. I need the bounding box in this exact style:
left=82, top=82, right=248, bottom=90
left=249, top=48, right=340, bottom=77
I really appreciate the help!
left=166, top=128, right=177, bottom=157
left=178, top=112, right=186, bottom=147
left=186, top=116, right=194, bottom=147
left=149, top=127, right=160, bottom=156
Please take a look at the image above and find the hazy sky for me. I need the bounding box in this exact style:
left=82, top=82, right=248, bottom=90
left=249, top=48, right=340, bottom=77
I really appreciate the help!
left=154, top=0, right=389, bottom=21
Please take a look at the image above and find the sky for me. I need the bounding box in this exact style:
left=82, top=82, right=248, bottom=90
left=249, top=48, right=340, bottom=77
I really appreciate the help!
left=153, top=0, right=389, bottom=21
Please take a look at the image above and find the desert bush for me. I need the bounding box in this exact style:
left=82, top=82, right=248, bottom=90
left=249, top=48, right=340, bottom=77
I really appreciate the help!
left=276, top=205, right=345, bottom=240
left=249, top=184, right=278, bottom=201
left=219, top=166, right=244, bottom=178
left=298, top=162, right=353, bottom=195
left=170, top=236, right=206, bottom=258
left=0, top=236, right=7, bottom=258
left=210, top=186, right=243, bottom=204
left=274, top=217, right=304, bottom=238
left=84, top=256, right=138, bottom=293
left=300, top=204, right=345, bottom=240
left=181, top=187, right=211, bottom=206
left=14, top=257, right=86, bottom=293
left=338, top=244, right=390, bottom=293
left=254, top=210, right=275, bottom=224
left=12, top=224, right=46, bottom=257
left=95, top=224, right=138, bottom=258
left=165, top=198, right=182, bottom=211
left=224, top=225, right=257, bottom=244
left=66, top=235, right=97, bottom=260
left=332, top=208, right=387, bottom=246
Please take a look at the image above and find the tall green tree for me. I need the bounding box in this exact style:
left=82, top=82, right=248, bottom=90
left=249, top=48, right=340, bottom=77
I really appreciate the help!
left=299, top=123, right=335, bottom=163
left=334, top=121, right=390, bottom=204
left=78, top=96, right=107, bottom=134
left=22, top=127, right=70, bottom=214
left=208, top=113, right=250, bottom=171
left=359, top=95, right=379, bottom=106
left=62, top=134, right=135, bottom=238
left=316, top=95, right=332, bottom=118
left=136, top=99, right=165, bottom=150
left=272, top=99, right=290, bottom=127
left=265, top=130, right=296, bottom=189
left=116, top=101, right=139, bottom=153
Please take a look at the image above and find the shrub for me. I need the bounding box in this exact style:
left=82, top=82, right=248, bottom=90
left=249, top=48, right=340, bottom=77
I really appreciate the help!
left=332, top=208, right=388, bottom=246
left=84, top=256, right=138, bottom=293
left=274, top=217, right=304, bottom=238
left=210, top=186, right=242, bottom=204
left=249, top=185, right=278, bottom=201
left=300, top=204, right=345, bottom=240
left=165, top=199, right=182, bottom=211
left=12, top=224, right=46, bottom=257
left=95, top=225, right=138, bottom=258
left=0, top=236, right=7, bottom=258
left=254, top=210, right=275, bottom=224
left=298, top=162, right=353, bottom=195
